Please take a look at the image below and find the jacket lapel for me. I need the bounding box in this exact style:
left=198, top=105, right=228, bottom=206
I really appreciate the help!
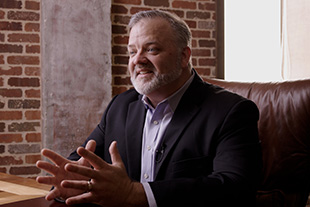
left=125, top=97, right=146, bottom=181
left=154, top=73, right=205, bottom=179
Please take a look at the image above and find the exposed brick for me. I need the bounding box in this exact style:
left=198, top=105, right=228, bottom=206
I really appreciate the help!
left=113, top=15, right=131, bottom=25
left=0, top=77, right=3, bottom=86
left=0, top=22, right=22, bottom=31
left=192, top=30, right=210, bottom=38
left=7, top=56, right=40, bottom=65
left=26, top=133, right=41, bottom=142
left=0, top=33, right=4, bottom=42
left=0, top=145, right=4, bottom=153
left=196, top=68, right=211, bottom=76
left=114, top=76, right=131, bottom=85
left=9, top=143, right=41, bottom=154
left=0, top=55, right=4, bottom=64
left=0, top=0, right=22, bottom=9
left=198, top=58, right=216, bottom=66
left=112, top=46, right=128, bottom=55
left=198, top=21, right=215, bottom=29
left=25, top=154, right=41, bottom=164
left=192, top=49, right=211, bottom=57
left=0, top=123, right=5, bottom=132
left=0, top=134, right=23, bottom=143
left=0, top=10, right=5, bottom=19
left=25, top=1, right=40, bottom=10
left=0, top=167, right=6, bottom=173
left=130, top=7, right=151, bottom=15
left=8, top=33, right=40, bottom=43
left=0, top=66, right=22, bottom=75
left=113, top=86, right=129, bottom=96
left=172, top=1, right=196, bottom=9
left=25, top=23, right=40, bottom=32
left=25, top=67, right=40, bottom=76
left=8, top=100, right=40, bottom=109
left=112, top=25, right=127, bottom=34
left=114, top=36, right=129, bottom=45
left=8, top=11, right=40, bottom=21
left=199, top=39, right=216, bottom=47
left=198, top=2, right=216, bottom=11
left=112, top=66, right=128, bottom=75
left=186, top=11, right=211, bottom=19
left=0, top=44, right=23, bottom=53
left=145, top=0, right=169, bottom=7
left=25, top=89, right=40, bottom=98
left=26, top=45, right=40, bottom=53
left=114, top=56, right=128, bottom=65
left=8, top=122, right=40, bottom=132
left=9, top=166, right=41, bottom=175
left=0, top=156, right=23, bottom=165
left=0, top=111, right=22, bottom=120
left=185, top=20, right=197, bottom=29
left=8, top=77, right=40, bottom=87
left=192, top=58, right=197, bottom=66
left=165, top=9, right=184, bottom=18
left=113, top=0, right=141, bottom=5
left=0, top=101, right=4, bottom=108
left=192, top=39, right=197, bottom=47
left=111, top=5, right=128, bottom=14
left=0, top=89, right=22, bottom=97
left=25, top=110, right=41, bottom=120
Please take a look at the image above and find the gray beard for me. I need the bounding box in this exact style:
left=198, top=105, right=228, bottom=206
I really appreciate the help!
left=131, top=65, right=182, bottom=95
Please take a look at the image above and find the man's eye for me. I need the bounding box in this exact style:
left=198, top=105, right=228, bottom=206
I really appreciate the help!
left=129, top=51, right=136, bottom=56
left=147, top=48, right=158, bottom=53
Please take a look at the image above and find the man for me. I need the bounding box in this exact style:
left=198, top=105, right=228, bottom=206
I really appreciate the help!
left=36, top=10, right=261, bottom=207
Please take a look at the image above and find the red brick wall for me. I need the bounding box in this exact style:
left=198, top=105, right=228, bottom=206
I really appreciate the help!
left=0, top=0, right=217, bottom=177
left=111, top=0, right=217, bottom=96
left=0, top=0, right=41, bottom=177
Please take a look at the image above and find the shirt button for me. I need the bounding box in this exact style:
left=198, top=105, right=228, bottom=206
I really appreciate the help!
left=144, top=173, right=149, bottom=179
left=153, top=120, right=159, bottom=125
left=147, top=146, right=151, bottom=151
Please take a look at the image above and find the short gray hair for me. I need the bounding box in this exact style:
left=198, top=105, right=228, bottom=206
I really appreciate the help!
left=128, top=10, right=192, bottom=50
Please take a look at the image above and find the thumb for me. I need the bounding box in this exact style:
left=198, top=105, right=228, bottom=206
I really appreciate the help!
left=109, top=141, right=125, bottom=168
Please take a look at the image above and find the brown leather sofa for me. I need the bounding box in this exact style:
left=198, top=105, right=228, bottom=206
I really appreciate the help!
left=206, top=78, right=310, bottom=207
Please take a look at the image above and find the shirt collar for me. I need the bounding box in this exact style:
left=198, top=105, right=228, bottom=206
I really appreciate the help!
left=142, top=70, right=195, bottom=112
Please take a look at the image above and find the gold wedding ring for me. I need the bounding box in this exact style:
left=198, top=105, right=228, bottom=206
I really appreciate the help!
left=87, top=180, right=92, bottom=192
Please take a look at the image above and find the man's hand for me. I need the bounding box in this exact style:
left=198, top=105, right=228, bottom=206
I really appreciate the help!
left=36, top=140, right=96, bottom=201
left=61, top=141, right=148, bottom=207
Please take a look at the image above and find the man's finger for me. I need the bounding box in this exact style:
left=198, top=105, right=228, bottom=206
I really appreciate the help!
left=36, top=160, right=59, bottom=176
left=64, top=162, right=95, bottom=179
left=65, top=192, right=94, bottom=206
left=41, top=148, right=68, bottom=166
left=61, top=180, right=90, bottom=192
left=77, top=147, right=107, bottom=170
left=45, top=188, right=61, bottom=201
left=109, top=141, right=125, bottom=168
left=36, top=175, right=56, bottom=185
left=85, top=139, right=96, bottom=152
left=79, top=140, right=97, bottom=166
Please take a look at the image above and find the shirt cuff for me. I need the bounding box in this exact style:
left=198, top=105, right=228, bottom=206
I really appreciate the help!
left=141, top=182, right=157, bottom=207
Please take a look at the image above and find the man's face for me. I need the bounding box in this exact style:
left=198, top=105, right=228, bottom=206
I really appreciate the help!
left=127, top=18, right=183, bottom=96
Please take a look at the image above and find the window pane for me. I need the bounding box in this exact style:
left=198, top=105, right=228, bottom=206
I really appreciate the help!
left=224, top=0, right=282, bottom=82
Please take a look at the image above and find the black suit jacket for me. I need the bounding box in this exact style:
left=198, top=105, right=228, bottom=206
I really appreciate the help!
left=69, top=71, right=261, bottom=206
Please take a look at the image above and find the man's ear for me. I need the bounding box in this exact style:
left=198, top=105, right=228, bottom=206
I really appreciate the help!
left=181, top=46, right=191, bottom=68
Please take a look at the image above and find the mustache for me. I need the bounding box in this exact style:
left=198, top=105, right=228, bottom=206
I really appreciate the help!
left=134, top=63, right=155, bottom=71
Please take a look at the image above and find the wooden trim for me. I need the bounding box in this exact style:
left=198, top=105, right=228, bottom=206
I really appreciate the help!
left=216, top=0, right=224, bottom=79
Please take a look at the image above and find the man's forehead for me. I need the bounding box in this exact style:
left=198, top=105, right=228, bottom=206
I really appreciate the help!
left=129, top=18, right=172, bottom=41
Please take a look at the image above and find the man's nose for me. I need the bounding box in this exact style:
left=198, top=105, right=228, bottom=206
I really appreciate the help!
left=132, top=51, right=147, bottom=65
